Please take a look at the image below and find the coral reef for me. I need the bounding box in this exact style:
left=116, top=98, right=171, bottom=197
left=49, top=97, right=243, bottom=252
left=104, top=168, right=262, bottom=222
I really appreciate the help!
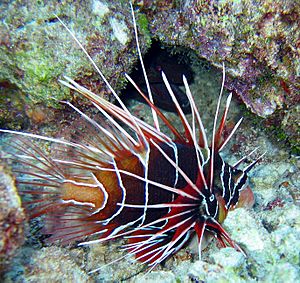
left=144, top=0, right=299, bottom=115
left=0, top=0, right=299, bottom=282
left=0, top=0, right=148, bottom=112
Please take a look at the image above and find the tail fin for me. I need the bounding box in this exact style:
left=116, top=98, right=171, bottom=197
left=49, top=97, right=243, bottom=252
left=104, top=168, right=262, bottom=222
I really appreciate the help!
left=3, top=136, right=107, bottom=243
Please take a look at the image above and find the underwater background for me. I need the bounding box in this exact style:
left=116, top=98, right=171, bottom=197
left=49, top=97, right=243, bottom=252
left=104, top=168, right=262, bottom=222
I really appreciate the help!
left=0, top=0, right=299, bottom=282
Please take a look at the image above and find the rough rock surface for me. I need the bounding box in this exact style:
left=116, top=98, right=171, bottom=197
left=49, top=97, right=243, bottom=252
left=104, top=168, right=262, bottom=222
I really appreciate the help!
left=141, top=0, right=299, bottom=152
left=147, top=0, right=299, bottom=116
left=0, top=1, right=148, bottom=108
left=0, top=165, right=25, bottom=271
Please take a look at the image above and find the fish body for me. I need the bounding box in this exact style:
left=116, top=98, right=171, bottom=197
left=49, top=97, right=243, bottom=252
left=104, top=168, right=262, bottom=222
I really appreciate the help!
left=0, top=3, right=261, bottom=270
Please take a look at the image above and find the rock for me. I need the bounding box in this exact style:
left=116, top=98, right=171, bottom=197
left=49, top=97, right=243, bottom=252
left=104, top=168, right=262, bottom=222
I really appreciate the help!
left=0, top=165, right=25, bottom=271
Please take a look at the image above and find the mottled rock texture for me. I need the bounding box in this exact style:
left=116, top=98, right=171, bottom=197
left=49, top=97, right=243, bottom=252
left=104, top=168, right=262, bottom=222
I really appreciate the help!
left=0, top=165, right=25, bottom=271
left=0, top=1, right=148, bottom=108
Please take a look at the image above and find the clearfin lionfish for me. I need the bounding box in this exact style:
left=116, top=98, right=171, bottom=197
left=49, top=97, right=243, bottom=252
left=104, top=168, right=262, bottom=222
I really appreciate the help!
left=0, top=3, right=262, bottom=271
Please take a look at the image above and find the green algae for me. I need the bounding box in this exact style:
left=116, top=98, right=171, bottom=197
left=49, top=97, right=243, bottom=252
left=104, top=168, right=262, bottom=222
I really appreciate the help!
left=13, top=48, right=68, bottom=105
left=136, top=13, right=152, bottom=47
left=0, top=1, right=145, bottom=113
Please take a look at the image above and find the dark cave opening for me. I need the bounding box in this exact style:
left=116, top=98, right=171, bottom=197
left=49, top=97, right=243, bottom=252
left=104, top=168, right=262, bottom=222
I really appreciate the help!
left=121, top=40, right=195, bottom=114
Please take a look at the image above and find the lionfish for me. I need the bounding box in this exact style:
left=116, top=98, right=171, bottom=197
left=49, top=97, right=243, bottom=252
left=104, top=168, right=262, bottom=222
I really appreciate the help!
left=0, top=3, right=261, bottom=272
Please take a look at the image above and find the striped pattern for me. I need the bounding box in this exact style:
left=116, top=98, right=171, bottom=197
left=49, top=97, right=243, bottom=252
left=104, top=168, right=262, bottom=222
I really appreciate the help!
left=0, top=3, right=264, bottom=271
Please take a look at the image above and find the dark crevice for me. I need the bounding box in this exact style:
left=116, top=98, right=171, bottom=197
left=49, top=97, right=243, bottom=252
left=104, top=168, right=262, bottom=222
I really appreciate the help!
left=122, top=41, right=195, bottom=113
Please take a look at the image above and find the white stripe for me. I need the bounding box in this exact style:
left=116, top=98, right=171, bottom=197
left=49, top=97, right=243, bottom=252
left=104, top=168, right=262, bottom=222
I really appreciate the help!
left=220, top=160, right=226, bottom=198
left=90, top=173, right=109, bottom=215
left=243, top=151, right=266, bottom=172
left=101, top=159, right=126, bottom=225
left=232, top=147, right=259, bottom=168
left=118, top=203, right=197, bottom=209
left=210, top=63, right=226, bottom=192
left=61, top=199, right=95, bottom=207
left=227, top=167, right=233, bottom=208
left=139, top=145, right=151, bottom=226
left=197, top=221, right=206, bottom=260
left=62, top=179, right=101, bottom=188
left=135, top=245, right=165, bottom=263
left=129, top=2, right=160, bottom=131
left=170, top=142, right=179, bottom=187
left=213, top=198, right=219, bottom=219
left=218, top=117, right=243, bottom=152
left=183, top=75, right=208, bottom=150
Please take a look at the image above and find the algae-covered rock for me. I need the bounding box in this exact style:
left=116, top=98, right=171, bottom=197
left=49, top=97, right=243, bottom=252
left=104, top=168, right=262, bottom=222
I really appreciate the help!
left=146, top=0, right=299, bottom=115
left=141, top=0, right=299, bottom=153
left=0, top=0, right=149, bottom=120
